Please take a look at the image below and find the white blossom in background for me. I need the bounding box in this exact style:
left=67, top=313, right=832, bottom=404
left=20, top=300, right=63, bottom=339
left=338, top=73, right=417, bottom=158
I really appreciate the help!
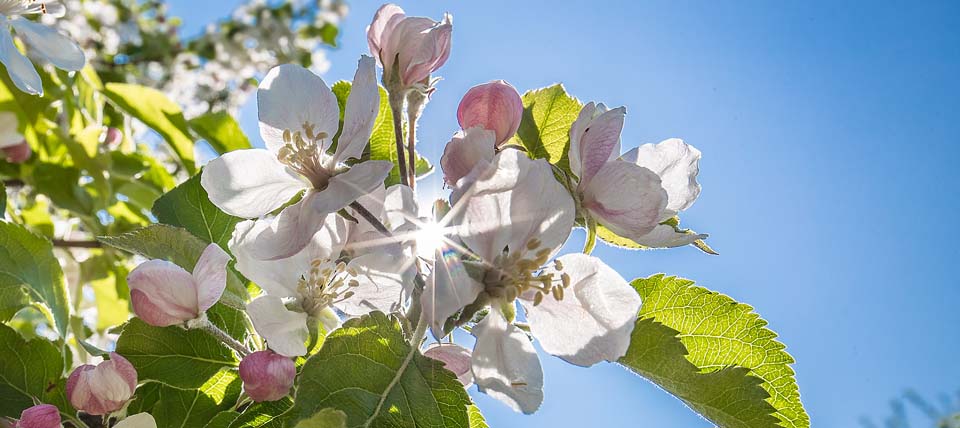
left=0, top=0, right=85, bottom=95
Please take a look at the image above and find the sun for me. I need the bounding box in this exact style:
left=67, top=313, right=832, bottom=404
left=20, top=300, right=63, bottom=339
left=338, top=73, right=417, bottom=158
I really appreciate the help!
left=415, top=220, right=448, bottom=258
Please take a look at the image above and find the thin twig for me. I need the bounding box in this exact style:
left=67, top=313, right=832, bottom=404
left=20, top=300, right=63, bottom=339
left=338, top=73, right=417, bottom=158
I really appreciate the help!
left=349, top=201, right=392, bottom=237
left=198, top=319, right=251, bottom=357
left=2, top=179, right=24, bottom=188
left=53, top=240, right=102, bottom=249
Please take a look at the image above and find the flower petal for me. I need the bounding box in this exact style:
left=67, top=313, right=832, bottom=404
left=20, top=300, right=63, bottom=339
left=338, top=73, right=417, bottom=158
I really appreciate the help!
left=366, top=3, right=406, bottom=68
left=422, top=248, right=483, bottom=339
left=572, top=104, right=625, bottom=186
left=333, top=55, right=378, bottom=164
left=127, top=260, right=199, bottom=327
left=440, top=127, right=496, bottom=187
left=0, top=28, right=42, bottom=95
left=629, top=224, right=706, bottom=249
left=245, top=192, right=341, bottom=261
left=113, top=413, right=157, bottom=428
left=192, top=243, right=230, bottom=313
left=621, top=138, right=702, bottom=213
left=582, top=160, right=668, bottom=240
left=201, top=149, right=306, bottom=218
left=424, top=344, right=473, bottom=387
left=258, top=64, right=339, bottom=154
left=246, top=296, right=309, bottom=358
left=311, top=160, right=394, bottom=215
left=522, top=254, right=641, bottom=367
left=337, top=251, right=408, bottom=316
left=472, top=309, right=544, bottom=414
left=10, top=19, right=84, bottom=71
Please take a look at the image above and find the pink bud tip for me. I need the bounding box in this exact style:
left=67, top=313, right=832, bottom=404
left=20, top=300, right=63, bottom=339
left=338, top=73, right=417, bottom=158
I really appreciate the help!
left=2, top=142, right=31, bottom=163
left=103, top=128, right=123, bottom=147
left=367, top=4, right=453, bottom=88
left=457, top=80, right=523, bottom=146
left=66, top=353, right=138, bottom=416
left=239, top=350, right=296, bottom=402
left=16, top=404, right=61, bottom=428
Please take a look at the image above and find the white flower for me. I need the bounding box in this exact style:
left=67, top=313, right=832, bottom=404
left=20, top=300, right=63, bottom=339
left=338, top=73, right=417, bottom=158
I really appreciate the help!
left=202, top=55, right=394, bottom=260
left=424, top=149, right=641, bottom=413
left=569, top=102, right=704, bottom=248
left=0, top=0, right=84, bottom=95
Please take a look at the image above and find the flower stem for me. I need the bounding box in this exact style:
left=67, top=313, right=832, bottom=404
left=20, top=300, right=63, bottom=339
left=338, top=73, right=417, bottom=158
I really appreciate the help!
left=389, top=92, right=410, bottom=188
left=406, top=108, right=419, bottom=189
left=194, top=317, right=251, bottom=357
left=583, top=217, right=598, bottom=255
left=349, top=201, right=392, bottom=237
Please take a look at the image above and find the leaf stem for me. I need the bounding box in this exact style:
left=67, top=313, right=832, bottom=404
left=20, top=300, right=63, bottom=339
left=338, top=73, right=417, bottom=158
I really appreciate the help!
left=193, top=317, right=251, bottom=357
left=53, top=239, right=103, bottom=249
left=348, top=201, right=392, bottom=237
left=583, top=217, right=598, bottom=255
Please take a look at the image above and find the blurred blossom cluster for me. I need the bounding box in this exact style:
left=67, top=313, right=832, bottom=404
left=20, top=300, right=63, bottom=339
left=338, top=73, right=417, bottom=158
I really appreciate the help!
left=47, top=0, right=347, bottom=117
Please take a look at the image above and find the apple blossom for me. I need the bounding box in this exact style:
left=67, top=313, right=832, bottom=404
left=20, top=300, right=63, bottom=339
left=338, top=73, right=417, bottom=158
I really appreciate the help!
left=568, top=102, right=705, bottom=248
left=14, top=404, right=60, bottom=428
left=457, top=80, right=523, bottom=146
left=66, top=353, right=137, bottom=416
left=440, top=127, right=497, bottom=187
left=202, top=56, right=393, bottom=260
left=239, top=350, right=297, bottom=402
left=367, top=3, right=452, bottom=94
left=0, top=0, right=84, bottom=95
left=126, top=243, right=230, bottom=327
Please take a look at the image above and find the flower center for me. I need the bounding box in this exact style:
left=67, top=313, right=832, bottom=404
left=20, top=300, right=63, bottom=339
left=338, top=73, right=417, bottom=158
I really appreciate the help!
left=479, top=238, right=570, bottom=305
left=276, top=123, right=332, bottom=189
left=297, top=260, right=359, bottom=318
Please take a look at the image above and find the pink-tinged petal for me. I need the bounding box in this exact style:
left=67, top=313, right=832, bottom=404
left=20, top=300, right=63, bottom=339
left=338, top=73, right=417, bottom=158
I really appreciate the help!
left=17, top=404, right=61, bottom=428
left=398, top=15, right=453, bottom=86
left=621, top=138, right=702, bottom=213
left=230, top=215, right=347, bottom=298
left=312, top=160, right=394, bottom=214
left=440, top=127, right=496, bottom=187
left=105, top=353, right=138, bottom=393
left=244, top=192, right=332, bottom=261
left=424, top=344, right=473, bottom=387
left=3, top=141, right=31, bottom=163
left=0, top=112, right=23, bottom=148
left=366, top=3, right=406, bottom=68
left=201, top=149, right=306, bottom=218
left=333, top=55, right=378, bottom=165
left=522, top=254, right=640, bottom=367
left=192, top=244, right=230, bottom=313
left=582, top=160, right=668, bottom=240
left=457, top=80, right=523, bottom=146
left=10, top=19, right=85, bottom=71
left=258, top=64, right=339, bottom=154
left=239, top=350, right=296, bottom=402
left=127, top=260, right=199, bottom=327
left=112, top=413, right=157, bottom=428
left=66, top=354, right=137, bottom=416
left=0, top=29, right=43, bottom=95
left=574, top=105, right=626, bottom=186
left=66, top=364, right=94, bottom=407
left=472, top=309, right=544, bottom=414
left=422, top=249, right=483, bottom=339
left=246, top=296, right=309, bottom=358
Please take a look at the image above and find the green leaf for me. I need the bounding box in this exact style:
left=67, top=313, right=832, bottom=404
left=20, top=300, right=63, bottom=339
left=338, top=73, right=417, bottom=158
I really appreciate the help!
left=103, top=83, right=197, bottom=174
left=91, top=272, right=129, bottom=330
left=1, top=180, right=6, bottom=211
left=287, top=312, right=472, bottom=427
left=0, top=324, right=75, bottom=423
left=468, top=405, right=488, bottom=428
left=627, top=275, right=809, bottom=428
left=129, top=369, right=242, bottom=427
left=228, top=398, right=291, bottom=428
left=620, top=318, right=778, bottom=428
left=115, top=318, right=239, bottom=389
left=205, top=411, right=241, bottom=428
left=152, top=173, right=243, bottom=249
left=190, top=111, right=252, bottom=155
left=508, top=84, right=582, bottom=173
left=0, top=221, right=70, bottom=337
left=31, top=163, right=95, bottom=214
left=292, top=408, right=347, bottom=428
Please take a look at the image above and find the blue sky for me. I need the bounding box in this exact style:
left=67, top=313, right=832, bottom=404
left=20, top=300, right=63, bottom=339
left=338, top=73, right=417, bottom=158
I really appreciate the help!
left=168, top=1, right=960, bottom=426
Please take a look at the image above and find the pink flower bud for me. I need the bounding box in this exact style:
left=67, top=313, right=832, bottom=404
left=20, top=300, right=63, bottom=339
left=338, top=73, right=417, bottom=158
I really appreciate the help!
left=2, top=142, right=31, bottom=163
left=66, top=353, right=138, bottom=416
left=127, top=243, right=230, bottom=327
left=367, top=3, right=452, bottom=88
left=457, top=81, right=523, bottom=146
left=424, top=344, right=473, bottom=386
left=103, top=128, right=123, bottom=148
left=15, top=404, right=61, bottom=428
left=239, top=350, right=296, bottom=402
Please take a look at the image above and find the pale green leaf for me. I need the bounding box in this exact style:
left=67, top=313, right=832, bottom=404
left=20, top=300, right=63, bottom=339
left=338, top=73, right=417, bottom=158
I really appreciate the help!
left=103, top=83, right=197, bottom=174
left=287, top=312, right=472, bottom=427
left=0, top=325, right=76, bottom=424
left=0, top=221, right=70, bottom=336
left=292, top=408, right=347, bottom=428
left=507, top=84, right=582, bottom=173
left=91, top=272, right=129, bottom=330
left=468, top=405, right=488, bottom=428
left=190, top=111, right=252, bottom=155
left=152, top=173, right=243, bottom=249
left=630, top=275, right=809, bottom=428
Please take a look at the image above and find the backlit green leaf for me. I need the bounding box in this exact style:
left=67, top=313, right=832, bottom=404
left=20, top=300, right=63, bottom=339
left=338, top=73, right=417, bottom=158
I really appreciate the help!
left=152, top=173, right=243, bottom=250
left=190, top=111, right=252, bottom=155
left=0, top=221, right=70, bottom=337
left=508, top=84, right=582, bottom=174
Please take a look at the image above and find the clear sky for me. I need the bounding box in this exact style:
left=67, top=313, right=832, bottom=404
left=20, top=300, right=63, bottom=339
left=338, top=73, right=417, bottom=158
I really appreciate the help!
left=168, top=1, right=960, bottom=426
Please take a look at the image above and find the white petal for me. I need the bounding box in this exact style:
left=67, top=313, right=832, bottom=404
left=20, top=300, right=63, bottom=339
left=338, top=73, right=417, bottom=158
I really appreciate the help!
left=201, top=149, right=306, bottom=218
left=258, top=64, right=339, bottom=154
left=337, top=251, right=407, bottom=316
left=522, top=254, right=640, bottom=367
left=0, top=28, right=42, bottom=95
left=10, top=19, right=84, bottom=71
left=0, top=111, right=23, bottom=148
left=383, top=184, right=418, bottom=231
left=471, top=309, right=544, bottom=414
left=424, top=344, right=473, bottom=387
left=628, top=224, right=706, bottom=249
left=333, top=55, right=378, bottom=164
left=422, top=249, right=483, bottom=339
left=622, top=138, right=701, bottom=212
left=311, top=160, right=393, bottom=214
left=246, top=296, right=309, bottom=358
left=230, top=214, right=347, bottom=298
left=113, top=413, right=157, bottom=428
left=245, top=192, right=340, bottom=261
left=192, top=243, right=230, bottom=313
left=440, top=127, right=496, bottom=187
left=573, top=105, right=625, bottom=186
left=582, top=160, right=668, bottom=240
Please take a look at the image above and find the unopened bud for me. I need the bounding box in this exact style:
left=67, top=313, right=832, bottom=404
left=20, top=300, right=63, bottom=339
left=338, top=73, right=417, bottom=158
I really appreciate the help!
left=66, top=353, right=138, bottom=416
left=457, top=80, right=523, bottom=146
left=103, top=127, right=123, bottom=148
left=2, top=141, right=31, bottom=163
left=239, top=350, right=296, bottom=402
left=16, top=404, right=61, bottom=428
